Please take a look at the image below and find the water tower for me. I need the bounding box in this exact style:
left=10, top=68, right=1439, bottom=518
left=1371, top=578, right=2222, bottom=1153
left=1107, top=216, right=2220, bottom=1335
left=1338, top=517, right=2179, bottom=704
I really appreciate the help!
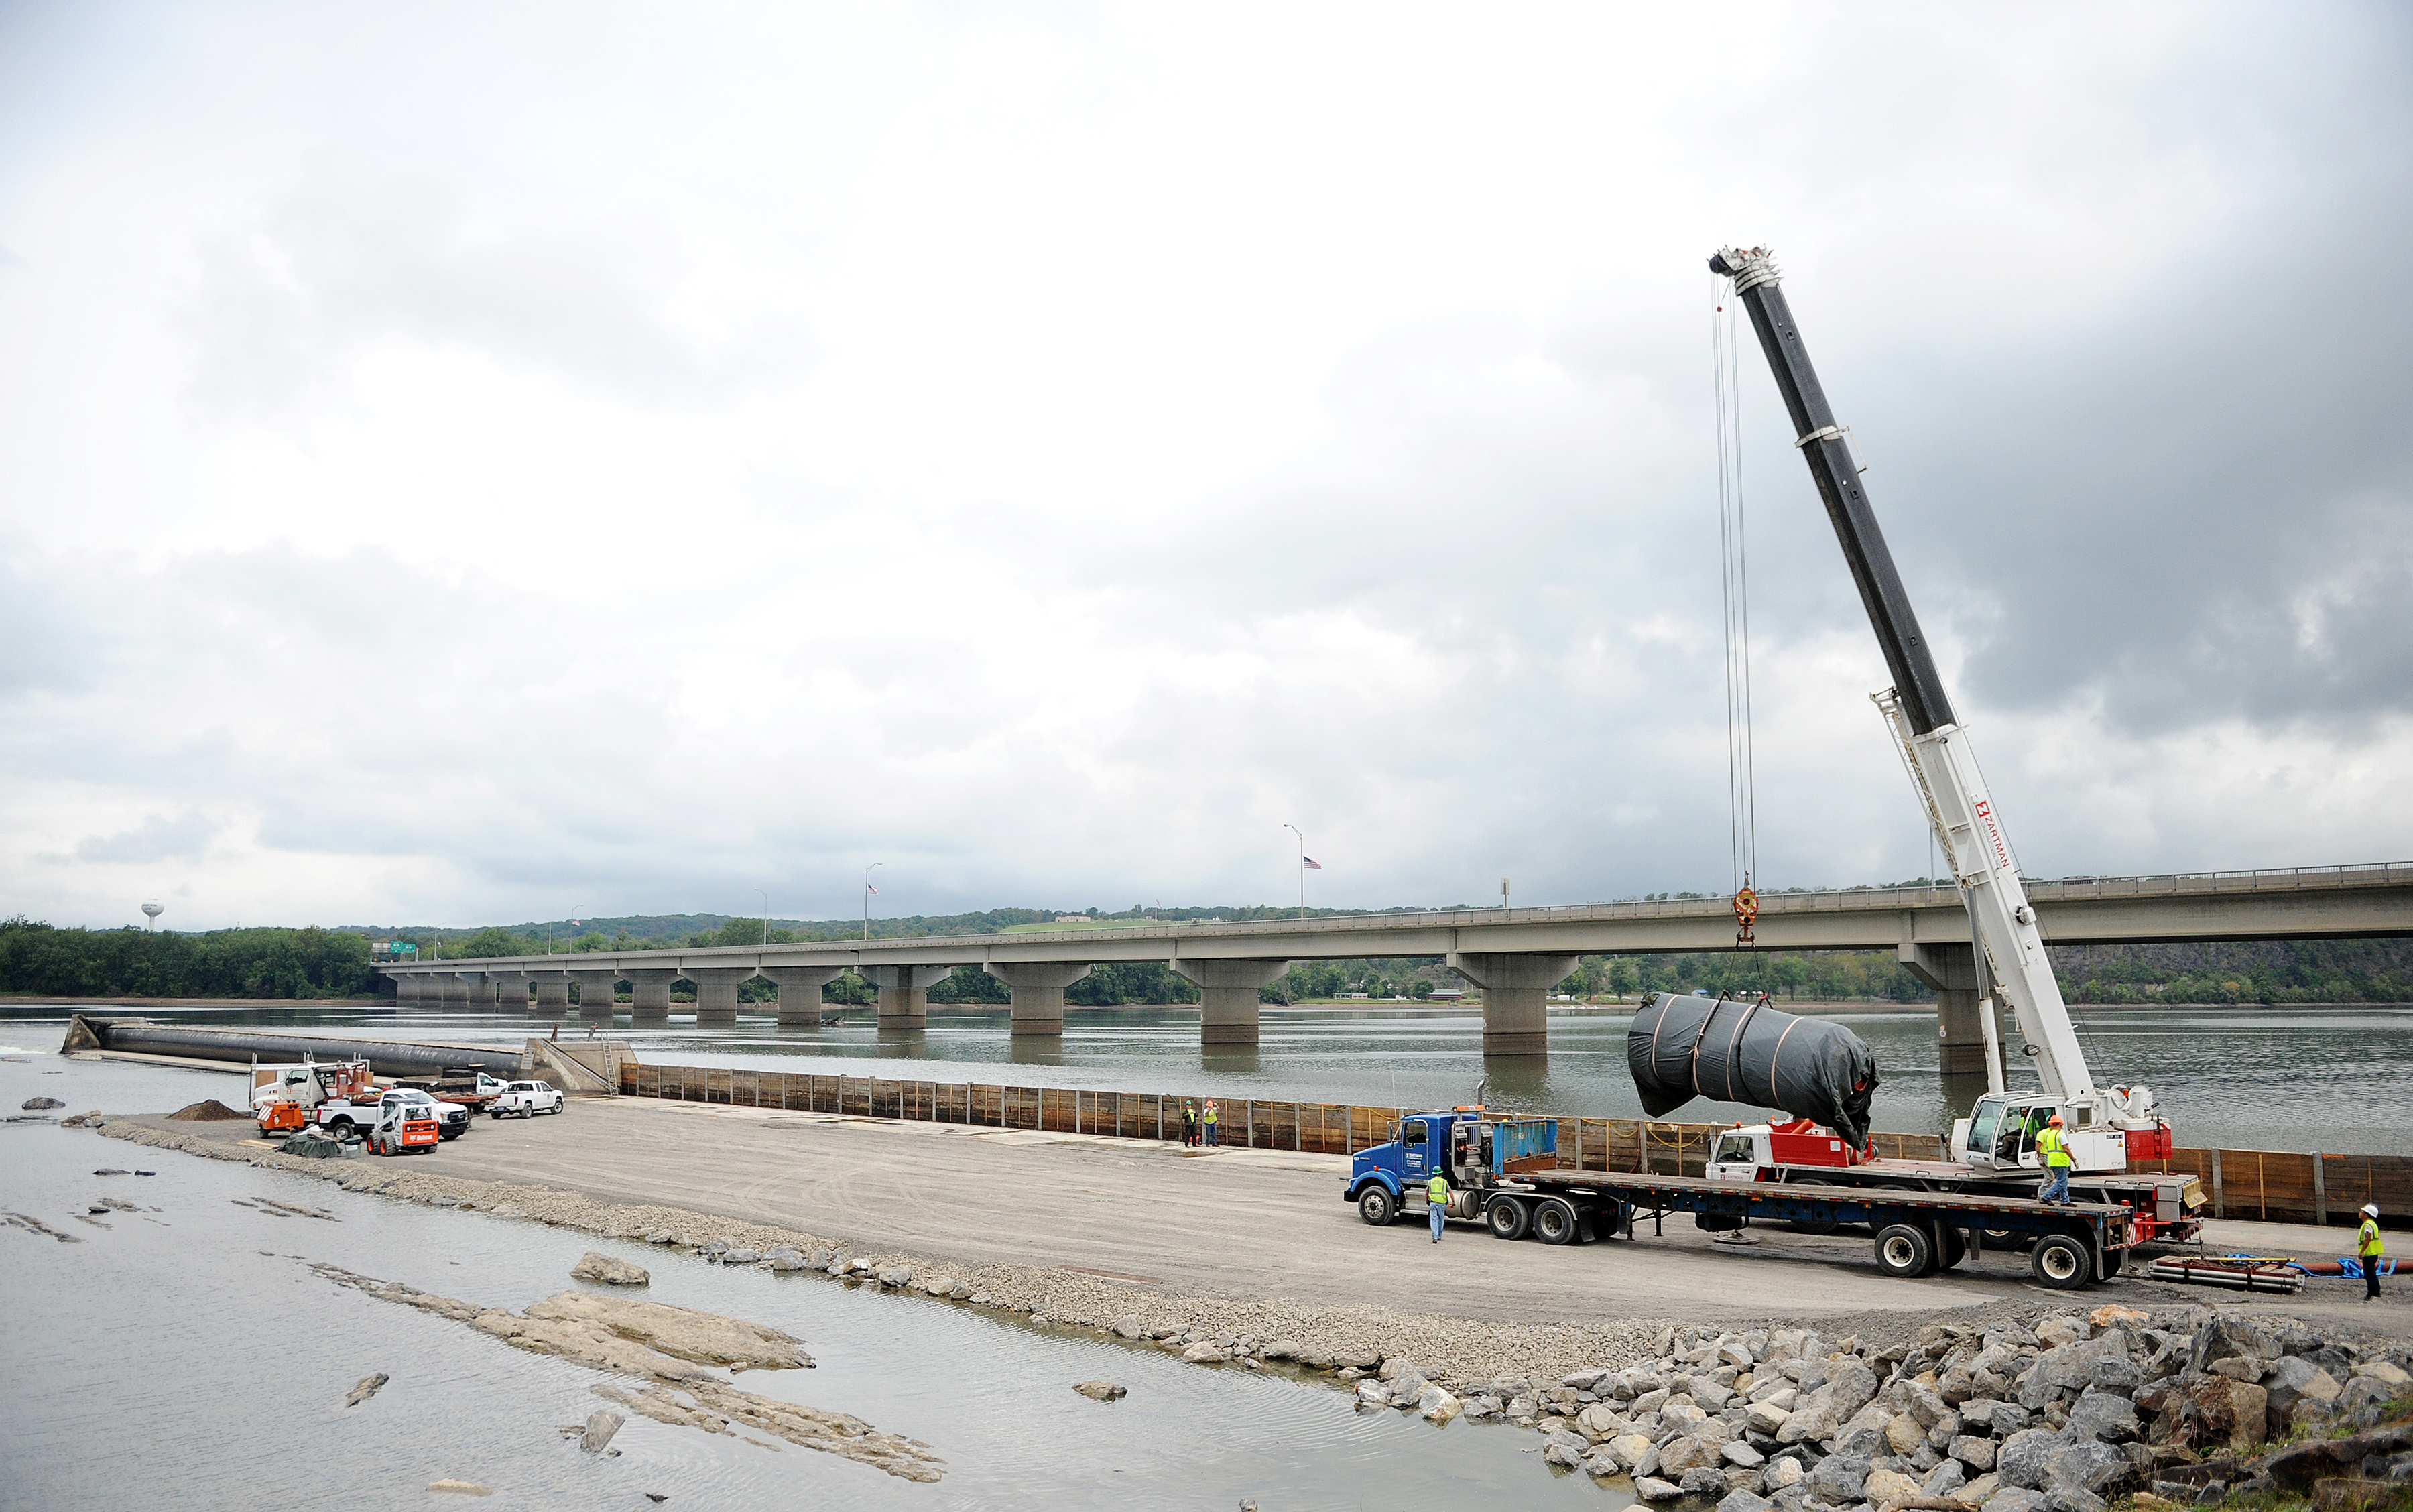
left=141, top=901, right=164, bottom=930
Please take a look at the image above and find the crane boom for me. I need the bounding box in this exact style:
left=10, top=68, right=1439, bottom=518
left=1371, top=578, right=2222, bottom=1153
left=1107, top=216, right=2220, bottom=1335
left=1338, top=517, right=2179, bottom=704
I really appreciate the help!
left=1705, top=247, right=2155, bottom=1134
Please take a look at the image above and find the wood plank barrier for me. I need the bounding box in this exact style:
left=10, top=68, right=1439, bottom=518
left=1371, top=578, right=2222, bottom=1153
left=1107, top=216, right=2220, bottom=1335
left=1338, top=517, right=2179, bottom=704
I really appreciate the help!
left=615, top=1061, right=2403, bottom=1228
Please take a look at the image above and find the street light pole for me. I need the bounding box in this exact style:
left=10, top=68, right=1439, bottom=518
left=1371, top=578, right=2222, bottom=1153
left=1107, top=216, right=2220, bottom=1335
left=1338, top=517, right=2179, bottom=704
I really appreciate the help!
left=756, top=889, right=769, bottom=946
left=1283, top=824, right=1306, bottom=916
left=863, top=863, right=882, bottom=942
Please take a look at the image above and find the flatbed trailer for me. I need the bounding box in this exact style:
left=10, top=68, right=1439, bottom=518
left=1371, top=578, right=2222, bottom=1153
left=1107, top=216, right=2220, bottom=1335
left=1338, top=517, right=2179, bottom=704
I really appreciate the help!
left=1489, top=1168, right=2136, bottom=1290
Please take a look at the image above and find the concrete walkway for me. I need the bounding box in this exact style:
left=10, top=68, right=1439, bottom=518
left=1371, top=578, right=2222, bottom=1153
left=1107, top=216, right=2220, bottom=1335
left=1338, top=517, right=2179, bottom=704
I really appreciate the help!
left=155, top=1097, right=2413, bottom=1338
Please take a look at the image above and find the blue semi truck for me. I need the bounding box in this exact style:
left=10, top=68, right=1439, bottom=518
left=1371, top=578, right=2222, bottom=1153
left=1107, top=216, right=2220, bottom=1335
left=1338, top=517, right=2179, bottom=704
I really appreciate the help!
left=1345, top=1105, right=2142, bottom=1289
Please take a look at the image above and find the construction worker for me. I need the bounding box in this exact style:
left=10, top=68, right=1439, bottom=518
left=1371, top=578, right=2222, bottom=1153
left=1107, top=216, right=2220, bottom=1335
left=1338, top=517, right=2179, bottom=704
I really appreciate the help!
left=1182, top=1101, right=1198, bottom=1146
left=1428, top=1170, right=1450, bottom=1243
left=1202, top=1100, right=1219, bottom=1147
left=2361, top=1204, right=2385, bottom=1302
left=2037, top=1113, right=2072, bottom=1204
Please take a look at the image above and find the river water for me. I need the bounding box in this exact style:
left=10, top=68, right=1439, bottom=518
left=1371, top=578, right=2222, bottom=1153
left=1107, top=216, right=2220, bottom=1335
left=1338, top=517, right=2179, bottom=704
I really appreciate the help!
left=5, top=999, right=2404, bottom=1153
left=1, top=1049, right=1625, bottom=1511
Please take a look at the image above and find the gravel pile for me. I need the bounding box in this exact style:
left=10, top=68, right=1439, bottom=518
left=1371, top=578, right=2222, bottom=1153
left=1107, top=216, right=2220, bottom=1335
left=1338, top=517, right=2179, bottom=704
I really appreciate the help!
left=1428, top=1306, right=2413, bottom=1509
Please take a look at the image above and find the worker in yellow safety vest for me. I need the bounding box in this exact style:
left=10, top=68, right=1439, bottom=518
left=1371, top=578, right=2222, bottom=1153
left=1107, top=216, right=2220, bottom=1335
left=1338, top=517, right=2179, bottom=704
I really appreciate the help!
left=1202, top=1100, right=1219, bottom=1147
left=2361, top=1203, right=2385, bottom=1302
left=2037, top=1114, right=2072, bottom=1206
left=1428, top=1172, right=1450, bottom=1243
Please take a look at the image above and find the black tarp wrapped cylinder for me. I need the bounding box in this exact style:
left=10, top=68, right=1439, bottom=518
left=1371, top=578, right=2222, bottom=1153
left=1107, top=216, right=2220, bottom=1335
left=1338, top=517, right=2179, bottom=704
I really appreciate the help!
left=1627, top=992, right=1880, bottom=1151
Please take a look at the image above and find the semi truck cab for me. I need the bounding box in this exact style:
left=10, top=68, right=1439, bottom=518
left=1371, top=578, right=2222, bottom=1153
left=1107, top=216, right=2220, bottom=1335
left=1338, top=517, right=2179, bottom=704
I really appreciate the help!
left=1346, top=1108, right=1558, bottom=1227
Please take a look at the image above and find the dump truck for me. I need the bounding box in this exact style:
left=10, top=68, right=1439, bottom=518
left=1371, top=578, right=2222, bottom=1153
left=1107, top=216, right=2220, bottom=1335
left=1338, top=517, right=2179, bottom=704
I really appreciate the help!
left=1345, top=1107, right=2140, bottom=1289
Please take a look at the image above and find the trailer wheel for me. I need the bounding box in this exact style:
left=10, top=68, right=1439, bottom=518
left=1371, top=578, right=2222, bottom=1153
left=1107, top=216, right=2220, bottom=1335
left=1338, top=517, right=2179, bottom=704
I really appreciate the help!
left=1357, top=1186, right=1399, bottom=1227
left=1874, top=1223, right=1933, bottom=1278
left=1534, top=1198, right=1582, bottom=1245
left=2032, top=1233, right=2090, bottom=1289
left=1982, top=1226, right=2030, bottom=1251
left=1486, top=1196, right=1532, bottom=1241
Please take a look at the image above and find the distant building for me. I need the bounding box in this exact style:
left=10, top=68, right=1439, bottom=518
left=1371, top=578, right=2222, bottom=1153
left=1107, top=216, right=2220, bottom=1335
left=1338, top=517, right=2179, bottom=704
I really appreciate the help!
left=1428, top=987, right=1465, bottom=1001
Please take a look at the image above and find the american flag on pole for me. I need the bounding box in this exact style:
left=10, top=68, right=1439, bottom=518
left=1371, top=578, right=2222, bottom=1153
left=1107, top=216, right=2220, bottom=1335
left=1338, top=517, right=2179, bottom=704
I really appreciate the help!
left=866, top=882, right=879, bottom=895
left=1301, top=856, right=1323, bottom=870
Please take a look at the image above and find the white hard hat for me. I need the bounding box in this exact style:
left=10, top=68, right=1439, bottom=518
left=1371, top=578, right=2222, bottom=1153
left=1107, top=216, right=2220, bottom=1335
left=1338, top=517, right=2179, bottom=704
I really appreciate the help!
left=2364, top=1204, right=2381, bottom=1218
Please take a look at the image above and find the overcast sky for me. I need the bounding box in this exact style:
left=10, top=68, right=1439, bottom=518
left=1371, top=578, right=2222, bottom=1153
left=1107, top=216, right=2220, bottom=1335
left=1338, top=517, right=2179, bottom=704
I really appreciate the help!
left=3, top=1, right=2409, bottom=932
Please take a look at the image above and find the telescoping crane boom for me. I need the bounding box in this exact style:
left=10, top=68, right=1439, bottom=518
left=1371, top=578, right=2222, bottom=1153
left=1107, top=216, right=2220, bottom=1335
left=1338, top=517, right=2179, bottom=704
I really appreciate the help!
left=1705, top=247, right=2165, bottom=1173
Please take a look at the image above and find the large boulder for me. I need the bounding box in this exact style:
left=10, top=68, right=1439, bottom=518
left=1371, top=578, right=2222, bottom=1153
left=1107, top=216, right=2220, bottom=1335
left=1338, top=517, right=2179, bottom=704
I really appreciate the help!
left=1658, top=1437, right=1713, bottom=1476
left=1718, top=1491, right=1775, bottom=1512
left=1829, top=1357, right=1881, bottom=1420
left=1072, top=1381, right=1128, bottom=1401
left=1749, top=1400, right=1796, bottom=1436
left=1810, top=1453, right=1872, bottom=1503
left=2048, top=1438, right=2133, bottom=1495
left=1763, top=1456, right=1806, bottom=1491
left=1863, top=1466, right=1924, bottom=1506
left=2068, top=1391, right=2140, bottom=1444
left=570, top=1252, right=649, bottom=1286
left=2034, top=1334, right=2135, bottom=1398
left=1954, top=1435, right=1999, bottom=1471
left=2001, top=1428, right=2072, bottom=1490
left=2190, top=1318, right=2280, bottom=1376
left=1680, top=1468, right=1731, bottom=1498
left=1635, top=1476, right=1684, bottom=1502
left=2266, top=1357, right=2346, bottom=1438
left=1987, top=1490, right=2050, bottom=1512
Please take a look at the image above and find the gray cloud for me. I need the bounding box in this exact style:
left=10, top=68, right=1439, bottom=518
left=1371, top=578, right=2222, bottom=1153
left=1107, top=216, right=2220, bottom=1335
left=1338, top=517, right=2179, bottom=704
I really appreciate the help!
left=70, top=810, right=219, bottom=863
left=187, top=174, right=814, bottom=420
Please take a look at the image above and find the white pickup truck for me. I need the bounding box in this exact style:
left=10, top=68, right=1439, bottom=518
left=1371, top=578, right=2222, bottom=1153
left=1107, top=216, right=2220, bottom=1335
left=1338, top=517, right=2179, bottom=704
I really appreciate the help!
left=489, top=1080, right=566, bottom=1119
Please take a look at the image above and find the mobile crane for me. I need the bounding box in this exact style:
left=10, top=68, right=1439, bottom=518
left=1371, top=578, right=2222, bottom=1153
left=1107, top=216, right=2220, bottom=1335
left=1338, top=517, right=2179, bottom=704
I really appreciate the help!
left=1703, top=247, right=2187, bottom=1200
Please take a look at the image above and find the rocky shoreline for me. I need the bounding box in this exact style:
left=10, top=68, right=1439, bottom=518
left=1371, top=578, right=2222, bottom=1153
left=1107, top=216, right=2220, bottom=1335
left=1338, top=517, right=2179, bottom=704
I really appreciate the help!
left=88, top=1115, right=2413, bottom=1507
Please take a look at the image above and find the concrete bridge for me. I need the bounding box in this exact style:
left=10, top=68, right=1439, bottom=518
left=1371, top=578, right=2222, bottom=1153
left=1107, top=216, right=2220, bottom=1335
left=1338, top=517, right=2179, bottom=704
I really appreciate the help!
left=379, top=862, right=2413, bottom=1063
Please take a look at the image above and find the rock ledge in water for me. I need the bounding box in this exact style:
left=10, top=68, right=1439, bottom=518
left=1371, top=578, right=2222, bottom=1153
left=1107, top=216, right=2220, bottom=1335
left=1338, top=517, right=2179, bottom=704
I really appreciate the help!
left=1072, top=1381, right=1129, bottom=1402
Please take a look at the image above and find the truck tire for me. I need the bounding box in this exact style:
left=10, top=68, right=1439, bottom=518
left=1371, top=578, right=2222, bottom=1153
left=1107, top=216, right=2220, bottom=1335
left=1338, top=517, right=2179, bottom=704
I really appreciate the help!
left=1357, top=1186, right=1399, bottom=1226
left=328, top=1117, right=355, bottom=1137
left=1874, top=1222, right=1932, bottom=1278
left=1534, top=1197, right=1582, bottom=1245
left=1936, top=1224, right=1968, bottom=1271
left=1486, top=1196, right=1532, bottom=1241
left=2031, top=1233, right=2090, bottom=1289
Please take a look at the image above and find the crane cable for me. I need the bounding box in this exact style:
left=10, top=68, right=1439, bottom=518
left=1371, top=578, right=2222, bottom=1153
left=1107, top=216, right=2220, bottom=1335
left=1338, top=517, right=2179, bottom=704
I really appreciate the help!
left=1713, top=281, right=1760, bottom=928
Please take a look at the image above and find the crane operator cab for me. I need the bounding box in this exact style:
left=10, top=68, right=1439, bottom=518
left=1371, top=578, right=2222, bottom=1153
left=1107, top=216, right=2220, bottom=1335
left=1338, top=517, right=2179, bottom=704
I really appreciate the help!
left=1953, top=1094, right=2131, bottom=1174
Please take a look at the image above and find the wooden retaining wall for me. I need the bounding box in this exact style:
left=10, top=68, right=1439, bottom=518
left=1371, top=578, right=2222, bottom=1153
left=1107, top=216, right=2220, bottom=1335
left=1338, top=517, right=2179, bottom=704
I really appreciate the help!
left=616, top=1061, right=2406, bottom=1231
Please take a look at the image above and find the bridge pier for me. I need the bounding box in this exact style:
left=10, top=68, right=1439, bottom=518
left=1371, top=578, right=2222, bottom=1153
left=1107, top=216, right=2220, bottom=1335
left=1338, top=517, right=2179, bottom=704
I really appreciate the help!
left=688, top=967, right=756, bottom=1027
left=460, top=972, right=501, bottom=1011
left=762, top=966, right=847, bottom=1029
left=1898, top=942, right=1999, bottom=1080
left=865, top=965, right=956, bottom=1032
left=570, top=969, right=620, bottom=1023
left=1173, top=958, right=1290, bottom=1048
left=623, top=970, right=676, bottom=1024
left=436, top=973, right=471, bottom=1011
left=985, top=962, right=1093, bottom=1037
left=1448, top=952, right=1579, bottom=1058
left=487, top=971, right=530, bottom=1015
left=532, top=972, right=570, bottom=1019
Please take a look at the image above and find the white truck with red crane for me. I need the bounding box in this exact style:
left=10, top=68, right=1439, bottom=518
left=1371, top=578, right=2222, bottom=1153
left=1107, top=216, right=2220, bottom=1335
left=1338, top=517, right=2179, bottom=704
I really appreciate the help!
left=1688, top=246, right=2205, bottom=1248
